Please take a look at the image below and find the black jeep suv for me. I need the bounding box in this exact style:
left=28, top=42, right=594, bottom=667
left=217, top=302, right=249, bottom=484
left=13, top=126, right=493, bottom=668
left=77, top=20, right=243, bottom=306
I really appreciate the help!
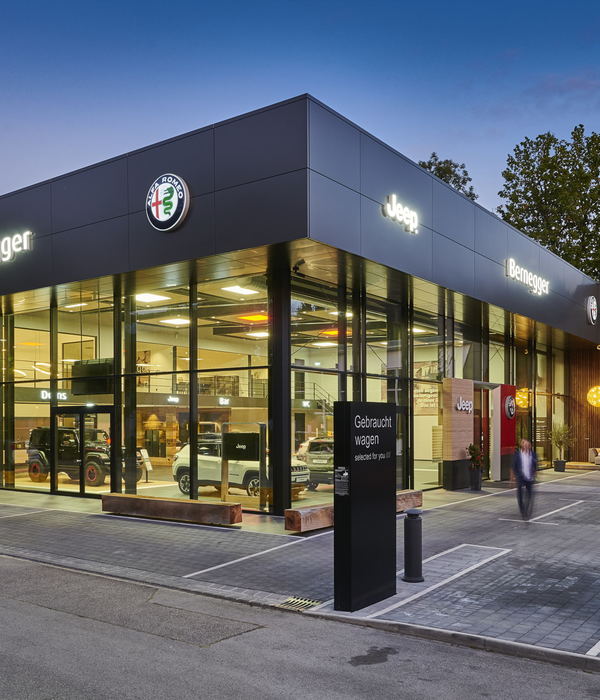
left=27, top=427, right=143, bottom=487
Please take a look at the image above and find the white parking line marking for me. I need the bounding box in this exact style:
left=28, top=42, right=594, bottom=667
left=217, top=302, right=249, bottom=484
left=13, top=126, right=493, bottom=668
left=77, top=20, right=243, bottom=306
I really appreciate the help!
left=498, top=518, right=559, bottom=525
left=365, top=548, right=511, bottom=619
left=183, top=529, right=332, bottom=578
left=0, top=509, right=47, bottom=519
left=529, top=500, right=583, bottom=521
left=586, top=639, right=600, bottom=656
left=310, top=543, right=504, bottom=612
left=428, top=471, right=597, bottom=510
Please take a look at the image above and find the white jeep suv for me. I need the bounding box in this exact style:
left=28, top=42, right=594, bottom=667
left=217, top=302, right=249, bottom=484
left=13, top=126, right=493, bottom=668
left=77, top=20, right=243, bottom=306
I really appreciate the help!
left=171, top=440, right=310, bottom=498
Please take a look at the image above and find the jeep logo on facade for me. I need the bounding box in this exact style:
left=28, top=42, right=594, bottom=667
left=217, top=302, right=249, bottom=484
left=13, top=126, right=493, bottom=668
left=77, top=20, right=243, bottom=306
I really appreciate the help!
left=455, top=396, right=473, bottom=414
left=505, top=395, right=516, bottom=419
left=146, top=173, right=190, bottom=231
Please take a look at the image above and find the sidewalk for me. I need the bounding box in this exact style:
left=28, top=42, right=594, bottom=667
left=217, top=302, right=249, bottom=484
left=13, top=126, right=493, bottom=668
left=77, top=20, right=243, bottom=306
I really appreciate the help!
left=1, top=470, right=600, bottom=667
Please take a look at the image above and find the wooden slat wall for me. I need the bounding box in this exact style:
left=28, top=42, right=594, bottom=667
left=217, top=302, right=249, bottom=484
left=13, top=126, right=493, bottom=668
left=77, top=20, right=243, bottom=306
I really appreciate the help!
left=568, top=349, right=600, bottom=462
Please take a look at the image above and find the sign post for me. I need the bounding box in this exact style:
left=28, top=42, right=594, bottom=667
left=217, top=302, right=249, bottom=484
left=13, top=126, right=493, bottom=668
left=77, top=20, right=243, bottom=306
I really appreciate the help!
left=334, top=401, right=397, bottom=612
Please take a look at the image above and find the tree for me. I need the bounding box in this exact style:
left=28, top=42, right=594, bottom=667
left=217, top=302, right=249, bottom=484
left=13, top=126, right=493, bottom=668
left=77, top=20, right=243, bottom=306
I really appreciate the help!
left=497, top=125, right=600, bottom=279
left=418, top=152, right=478, bottom=200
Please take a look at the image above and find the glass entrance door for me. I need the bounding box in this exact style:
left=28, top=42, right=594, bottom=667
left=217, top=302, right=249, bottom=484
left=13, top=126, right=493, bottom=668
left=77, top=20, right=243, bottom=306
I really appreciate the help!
left=50, top=406, right=115, bottom=495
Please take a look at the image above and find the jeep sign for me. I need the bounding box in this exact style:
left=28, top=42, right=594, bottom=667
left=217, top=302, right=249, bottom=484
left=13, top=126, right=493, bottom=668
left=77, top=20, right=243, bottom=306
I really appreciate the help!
left=222, top=432, right=260, bottom=461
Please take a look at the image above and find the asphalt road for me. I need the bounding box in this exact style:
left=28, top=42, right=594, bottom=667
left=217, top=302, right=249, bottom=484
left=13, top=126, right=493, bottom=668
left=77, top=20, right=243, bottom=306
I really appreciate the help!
left=0, top=557, right=597, bottom=700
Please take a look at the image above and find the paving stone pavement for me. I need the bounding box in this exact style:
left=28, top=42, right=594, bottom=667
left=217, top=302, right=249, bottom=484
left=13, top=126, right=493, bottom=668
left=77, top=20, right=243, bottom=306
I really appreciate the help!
left=1, top=471, right=600, bottom=658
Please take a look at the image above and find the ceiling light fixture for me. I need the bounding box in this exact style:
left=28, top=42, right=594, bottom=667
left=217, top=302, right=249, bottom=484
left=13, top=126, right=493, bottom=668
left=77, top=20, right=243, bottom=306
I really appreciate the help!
left=312, top=341, right=337, bottom=348
left=64, top=303, right=87, bottom=309
left=159, top=318, right=191, bottom=326
left=32, top=364, right=50, bottom=375
left=221, top=285, right=258, bottom=296
left=247, top=331, right=269, bottom=338
left=135, top=293, right=170, bottom=303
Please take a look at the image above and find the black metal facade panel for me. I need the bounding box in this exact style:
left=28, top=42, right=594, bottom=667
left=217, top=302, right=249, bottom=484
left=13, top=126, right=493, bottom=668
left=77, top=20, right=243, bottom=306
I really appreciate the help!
left=432, top=179, right=475, bottom=249
left=308, top=100, right=361, bottom=192
left=214, top=99, right=308, bottom=190
left=0, top=184, right=53, bottom=240
left=305, top=98, right=600, bottom=344
left=214, top=170, right=308, bottom=253
left=52, top=159, right=129, bottom=233
left=309, top=170, right=361, bottom=255
left=52, top=216, right=131, bottom=283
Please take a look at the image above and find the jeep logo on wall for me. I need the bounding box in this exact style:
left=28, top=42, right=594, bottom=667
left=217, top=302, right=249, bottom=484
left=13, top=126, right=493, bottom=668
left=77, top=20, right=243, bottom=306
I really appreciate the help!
left=146, top=173, right=190, bottom=231
left=455, top=396, right=473, bottom=414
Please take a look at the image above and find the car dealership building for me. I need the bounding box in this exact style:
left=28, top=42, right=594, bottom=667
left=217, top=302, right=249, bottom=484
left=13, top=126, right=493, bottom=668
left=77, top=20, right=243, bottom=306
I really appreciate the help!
left=1, top=94, right=599, bottom=516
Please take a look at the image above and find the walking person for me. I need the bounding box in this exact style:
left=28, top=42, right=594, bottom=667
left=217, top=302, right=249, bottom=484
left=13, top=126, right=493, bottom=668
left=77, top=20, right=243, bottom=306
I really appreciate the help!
left=513, top=439, right=537, bottom=519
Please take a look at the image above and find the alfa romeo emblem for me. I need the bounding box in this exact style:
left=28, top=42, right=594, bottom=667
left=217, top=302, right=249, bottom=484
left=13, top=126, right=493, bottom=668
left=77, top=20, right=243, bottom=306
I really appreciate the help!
left=505, top=395, right=516, bottom=419
left=587, top=296, right=598, bottom=325
left=146, top=174, right=190, bottom=231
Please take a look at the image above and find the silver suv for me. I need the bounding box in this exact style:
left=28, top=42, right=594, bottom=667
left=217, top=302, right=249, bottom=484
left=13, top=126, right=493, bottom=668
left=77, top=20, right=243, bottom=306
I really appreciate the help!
left=301, top=437, right=334, bottom=491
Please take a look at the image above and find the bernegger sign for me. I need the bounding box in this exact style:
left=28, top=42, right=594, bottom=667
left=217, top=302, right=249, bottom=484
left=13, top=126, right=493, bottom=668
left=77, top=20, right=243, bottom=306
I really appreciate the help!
left=505, top=258, right=549, bottom=296
left=382, top=194, right=419, bottom=234
left=0, top=230, right=33, bottom=263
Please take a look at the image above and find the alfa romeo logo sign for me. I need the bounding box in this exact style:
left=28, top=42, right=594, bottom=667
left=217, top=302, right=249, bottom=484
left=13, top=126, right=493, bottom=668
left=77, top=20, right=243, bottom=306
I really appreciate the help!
left=504, top=395, right=516, bottom=419
left=586, top=296, right=598, bottom=325
left=146, top=174, right=190, bottom=231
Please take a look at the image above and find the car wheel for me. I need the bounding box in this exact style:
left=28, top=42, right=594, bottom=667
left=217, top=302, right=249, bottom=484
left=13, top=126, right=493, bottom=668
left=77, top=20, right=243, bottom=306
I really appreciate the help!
left=28, top=460, right=48, bottom=483
left=245, top=475, right=260, bottom=497
left=178, top=470, right=191, bottom=494
left=306, top=481, right=318, bottom=491
left=84, top=462, right=106, bottom=487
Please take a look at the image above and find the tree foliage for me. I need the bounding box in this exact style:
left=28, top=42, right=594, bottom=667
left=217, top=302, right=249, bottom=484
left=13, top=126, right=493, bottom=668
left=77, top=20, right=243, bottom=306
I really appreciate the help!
left=497, top=125, right=600, bottom=279
left=418, top=152, right=478, bottom=201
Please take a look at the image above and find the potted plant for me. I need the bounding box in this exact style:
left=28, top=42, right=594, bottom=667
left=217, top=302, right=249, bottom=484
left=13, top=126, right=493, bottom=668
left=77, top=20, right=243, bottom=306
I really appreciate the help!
left=466, top=443, right=484, bottom=491
left=550, top=424, right=574, bottom=472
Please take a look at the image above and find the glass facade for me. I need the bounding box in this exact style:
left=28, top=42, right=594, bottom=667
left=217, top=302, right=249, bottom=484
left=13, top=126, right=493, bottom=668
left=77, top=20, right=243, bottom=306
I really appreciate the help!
left=0, top=245, right=573, bottom=512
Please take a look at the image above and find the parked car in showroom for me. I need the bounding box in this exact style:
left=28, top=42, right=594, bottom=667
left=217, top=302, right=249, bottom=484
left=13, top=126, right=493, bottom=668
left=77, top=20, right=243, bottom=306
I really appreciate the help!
left=300, top=437, right=334, bottom=490
left=172, top=439, right=310, bottom=499
left=27, top=426, right=144, bottom=487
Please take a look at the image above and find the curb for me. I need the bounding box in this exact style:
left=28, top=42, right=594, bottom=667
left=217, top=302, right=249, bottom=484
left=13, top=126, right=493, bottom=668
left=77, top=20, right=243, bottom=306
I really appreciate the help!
left=305, top=609, right=600, bottom=673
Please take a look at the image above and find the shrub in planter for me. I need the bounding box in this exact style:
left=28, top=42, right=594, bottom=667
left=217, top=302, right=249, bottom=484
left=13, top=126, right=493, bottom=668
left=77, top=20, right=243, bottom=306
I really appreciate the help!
left=549, top=424, right=574, bottom=472
left=466, top=443, right=484, bottom=491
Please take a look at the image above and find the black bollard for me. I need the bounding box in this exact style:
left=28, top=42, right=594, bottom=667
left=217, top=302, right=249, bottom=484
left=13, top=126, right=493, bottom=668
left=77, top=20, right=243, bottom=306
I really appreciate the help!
left=402, top=509, right=424, bottom=583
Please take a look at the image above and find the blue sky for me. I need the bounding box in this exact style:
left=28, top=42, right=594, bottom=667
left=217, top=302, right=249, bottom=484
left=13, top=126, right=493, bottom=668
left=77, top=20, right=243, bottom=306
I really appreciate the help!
left=1, top=0, right=599, bottom=211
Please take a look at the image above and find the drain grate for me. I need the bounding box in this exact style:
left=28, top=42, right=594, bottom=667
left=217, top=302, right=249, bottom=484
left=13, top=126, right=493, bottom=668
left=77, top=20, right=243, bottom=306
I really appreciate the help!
left=277, top=596, right=321, bottom=611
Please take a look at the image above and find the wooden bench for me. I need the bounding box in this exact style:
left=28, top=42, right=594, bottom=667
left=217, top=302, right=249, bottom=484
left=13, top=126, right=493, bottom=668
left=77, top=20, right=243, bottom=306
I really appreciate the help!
left=101, top=494, right=242, bottom=526
left=285, top=489, right=423, bottom=532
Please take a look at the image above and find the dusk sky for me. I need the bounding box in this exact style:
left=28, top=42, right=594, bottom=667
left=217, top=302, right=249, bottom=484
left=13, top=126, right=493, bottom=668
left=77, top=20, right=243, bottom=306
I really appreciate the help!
left=2, top=1, right=599, bottom=212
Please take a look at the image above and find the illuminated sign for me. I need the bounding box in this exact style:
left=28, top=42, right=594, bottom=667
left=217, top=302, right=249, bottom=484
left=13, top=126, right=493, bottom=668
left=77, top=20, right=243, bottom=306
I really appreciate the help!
left=40, top=390, right=67, bottom=401
left=0, top=230, right=33, bottom=262
left=587, top=296, right=598, bottom=325
left=505, top=258, right=549, bottom=296
left=218, top=397, right=230, bottom=406
left=146, top=174, right=190, bottom=231
left=455, top=396, right=473, bottom=414
left=382, top=194, right=418, bottom=234
left=504, top=395, right=516, bottom=419
left=167, top=396, right=180, bottom=403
